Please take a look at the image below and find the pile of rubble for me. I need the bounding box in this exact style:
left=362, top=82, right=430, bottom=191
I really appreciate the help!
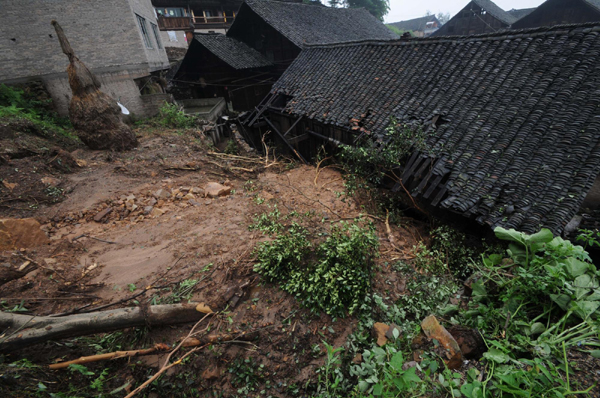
left=46, top=181, right=233, bottom=231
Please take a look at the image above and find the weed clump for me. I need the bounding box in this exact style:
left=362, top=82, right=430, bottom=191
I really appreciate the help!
left=157, top=102, right=196, bottom=129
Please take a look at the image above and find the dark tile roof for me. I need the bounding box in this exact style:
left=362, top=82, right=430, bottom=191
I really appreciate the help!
left=266, top=24, right=600, bottom=234
left=472, top=0, right=517, bottom=24
left=507, top=7, right=536, bottom=20
left=388, top=15, right=439, bottom=32
left=193, top=33, right=273, bottom=69
left=236, top=0, right=398, bottom=47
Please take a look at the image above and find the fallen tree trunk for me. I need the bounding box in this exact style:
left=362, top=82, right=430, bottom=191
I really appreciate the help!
left=0, top=303, right=203, bottom=353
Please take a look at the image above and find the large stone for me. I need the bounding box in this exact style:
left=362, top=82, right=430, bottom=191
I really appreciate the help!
left=0, top=218, right=49, bottom=250
left=421, top=315, right=463, bottom=369
left=153, top=189, right=170, bottom=199
left=204, top=182, right=231, bottom=198
left=373, top=322, right=390, bottom=346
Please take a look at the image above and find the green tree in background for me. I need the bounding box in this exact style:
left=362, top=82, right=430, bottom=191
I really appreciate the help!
left=329, top=0, right=390, bottom=21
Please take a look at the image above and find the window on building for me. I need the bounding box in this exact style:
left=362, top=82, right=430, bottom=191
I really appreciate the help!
left=136, top=14, right=153, bottom=49
left=168, top=31, right=178, bottom=42
left=151, top=23, right=162, bottom=49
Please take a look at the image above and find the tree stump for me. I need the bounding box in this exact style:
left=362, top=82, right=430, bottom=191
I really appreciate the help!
left=51, top=20, right=137, bottom=151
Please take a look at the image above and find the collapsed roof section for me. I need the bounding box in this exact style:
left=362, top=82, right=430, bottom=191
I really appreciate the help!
left=227, top=0, right=399, bottom=48
left=259, top=23, right=600, bottom=234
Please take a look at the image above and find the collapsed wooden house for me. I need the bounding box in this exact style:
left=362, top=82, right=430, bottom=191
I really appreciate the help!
left=243, top=23, right=600, bottom=234
left=170, top=0, right=398, bottom=111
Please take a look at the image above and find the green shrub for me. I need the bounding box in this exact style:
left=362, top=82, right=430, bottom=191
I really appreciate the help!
left=254, top=217, right=379, bottom=316
left=157, top=102, right=196, bottom=128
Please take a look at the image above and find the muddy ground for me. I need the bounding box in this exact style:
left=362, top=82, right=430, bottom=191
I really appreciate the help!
left=0, top=126, right=425, bottom=397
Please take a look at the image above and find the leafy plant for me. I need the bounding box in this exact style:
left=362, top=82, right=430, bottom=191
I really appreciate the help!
left=228, top=357, right=266, bottom=395
left=315, top=341, right=346, bottom=398
left=339, top=118, right=432, bottom=195
left=157, top=102, right=196, bottom=129
left=254, top=219, right=379, bottom=316
left=350, top=345, right=423, bottom=396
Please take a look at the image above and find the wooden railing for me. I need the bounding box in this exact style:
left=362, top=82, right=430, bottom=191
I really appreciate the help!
left=157, top=16, right=193, bottom=30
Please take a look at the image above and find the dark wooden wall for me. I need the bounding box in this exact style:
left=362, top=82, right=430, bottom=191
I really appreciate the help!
left=512, top=0, right=600, bottom=29
left=172, top=39, right=273, bottom=111
left=434, top=2, right=509, bottom=36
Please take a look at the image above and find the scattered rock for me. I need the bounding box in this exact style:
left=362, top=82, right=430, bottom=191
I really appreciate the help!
left=402, top=361, right=418, bottom=371
left=188, top=199, right=201, bottom=206
left=421, top=315, right=463, bottom=369
left=447, top=325, right=486, bottom=360
left=201, top=365, right=222, bottom=380
left=191, top=187, right=204, bottom=195
left=148, top=197, right=157, bottom=206
left=153, top=189, right=170, bottom=199
left=2, top=180, right=17, bottom=191
left=373, top=322, right=390, bottom=346
left=385, top=323, right=402, bottom=340
left=0, top=218, right=50, bottom=250
left=204, top=182, right=231, bottom=198
left=150, top=208, right=164, bottom=218
left=94, top=207, right=113, bottom=222
left=184, top=193, right=195, bottom=200
left=41, top=177, right=60, bottom=186
left=143, top=206, right=154, bottom=215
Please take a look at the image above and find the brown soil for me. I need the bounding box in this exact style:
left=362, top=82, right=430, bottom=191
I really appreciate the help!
left=0, top=127, right=421, bottom=397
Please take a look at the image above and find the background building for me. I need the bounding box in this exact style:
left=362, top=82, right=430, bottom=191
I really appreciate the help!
left=0, top=0, right=171, bottom=118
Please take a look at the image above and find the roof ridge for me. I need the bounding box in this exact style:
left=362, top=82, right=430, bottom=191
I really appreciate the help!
left=300, top=22, right=600, bottom=49
left=472, top=0, right=517, bottom=24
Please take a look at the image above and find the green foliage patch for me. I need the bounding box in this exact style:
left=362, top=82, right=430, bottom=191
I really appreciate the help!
left=252, top=208, right=379, bottom=316
left=0, top=84, right=75, bottom=140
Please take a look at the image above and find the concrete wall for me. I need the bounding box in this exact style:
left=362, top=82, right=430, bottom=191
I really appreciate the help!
left=127, top=0, right=170, bottom=71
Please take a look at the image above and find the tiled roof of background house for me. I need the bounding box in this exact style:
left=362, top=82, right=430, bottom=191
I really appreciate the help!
left=268, top=24, right=600, bottom=234
left=472, top=0, right=518, bottom=24
left=388, top=15, right=440, bottom=33
left=585, top=0, right=600, bottom=12
left=233, top=0, right=398, bottom=47
left=507, top=7, right=536, bottom=20
left=193, top=33, right=273, bottom=69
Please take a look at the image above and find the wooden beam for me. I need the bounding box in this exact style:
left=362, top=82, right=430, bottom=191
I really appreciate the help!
left=284, top=116, right=303, bottom=137
left=263, top=115, right=307, bottom=164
